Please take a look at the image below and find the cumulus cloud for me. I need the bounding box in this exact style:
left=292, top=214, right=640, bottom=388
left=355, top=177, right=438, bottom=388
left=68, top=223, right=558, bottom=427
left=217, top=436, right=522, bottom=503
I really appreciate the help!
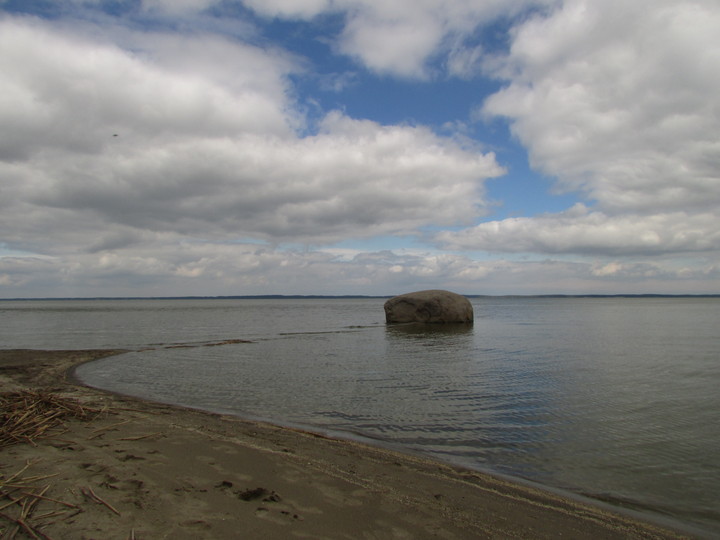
left=437, top=204, right=720, bottom=256
left=454, top=0, right=720, bottom=258
left=2, top=1, right=719, bottom=296
left=242, top=0, right=332, bottom=19
left=242, top=0, right=555, bottom=78
left=481, top=0, right=720, bottom=211
left=4, top=241, right=716, bottom=297
left=0, top=18, right=296, bottom=161
left=0, top=16, right=503, bottom=259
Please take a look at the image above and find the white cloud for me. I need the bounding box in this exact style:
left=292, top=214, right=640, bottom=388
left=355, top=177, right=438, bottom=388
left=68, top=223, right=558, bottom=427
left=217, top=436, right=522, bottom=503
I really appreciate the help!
left=0, top=18, right=296, bottom=163
left=242, top=0, right=332, bottom=19
left=4, top=242, right=717, bottom=297
left=317, top=71, right=358, bottom=92
left=482, top=0, right=720, bottom=214
left=445, top=0, right=720, bottom=262
left=3, top=2, right=720, bottom=296
left=242, top=0, right=555, bottom=78
left=0, top=16, right=503, bottom=259
left=447, top=44, right=484, bottom=79
left=437, top=204, right=720, bottom=256
left=9, top=115, right=502, bottom=249
left=139, top=0, right=221, bottom=16
left=338, top=12, right=441, bottom=78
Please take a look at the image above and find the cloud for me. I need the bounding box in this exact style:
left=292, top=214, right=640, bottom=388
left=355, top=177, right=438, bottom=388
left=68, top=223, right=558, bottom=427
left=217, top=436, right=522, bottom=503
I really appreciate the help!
left=242, top=0, right=332, bottom=19
left=9, top=117, right=503, bottom=250
left=4, top=242, right=717, bottom=297
left=139, top=0, right=221, bottom=16
left=0, top=16, right=503, bottom=258
left=317, top=71, right=358, bottom=92
left=437, top=204, right=720, bottom=256
left=0, top=17, right=296, bottom=162
left=446, top=44, right=485, bottom=79
left=481, top=0, right=720, bottom=213
left=338, top=11, right=442, bottom=78
left=242, top=0, right=556, bottom=78
left=2, top=2, right=719, bottom=296
left=453, top=0, right=720, bottom=259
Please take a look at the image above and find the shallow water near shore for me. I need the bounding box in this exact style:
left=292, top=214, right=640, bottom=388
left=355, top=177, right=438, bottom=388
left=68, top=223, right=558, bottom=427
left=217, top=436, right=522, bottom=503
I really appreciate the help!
left=2, top=297, right=719, bottom=535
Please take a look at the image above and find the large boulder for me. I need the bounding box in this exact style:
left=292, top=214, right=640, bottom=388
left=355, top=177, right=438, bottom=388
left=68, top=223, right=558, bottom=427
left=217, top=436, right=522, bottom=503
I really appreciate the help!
left=384, top=290, right=473, bottom=324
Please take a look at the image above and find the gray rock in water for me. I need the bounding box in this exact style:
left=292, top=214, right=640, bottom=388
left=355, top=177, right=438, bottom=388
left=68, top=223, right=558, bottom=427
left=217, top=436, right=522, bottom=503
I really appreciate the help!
left=384, top=290, right=473, bottom=324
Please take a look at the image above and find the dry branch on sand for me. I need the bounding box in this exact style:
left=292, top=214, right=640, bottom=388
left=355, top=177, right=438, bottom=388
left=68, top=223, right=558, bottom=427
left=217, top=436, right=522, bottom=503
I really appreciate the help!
left=0, top=390, right=101, bottom=449
left=0, top=391, right=106, bottom=538
left=0, top=461, right=81, bottom=540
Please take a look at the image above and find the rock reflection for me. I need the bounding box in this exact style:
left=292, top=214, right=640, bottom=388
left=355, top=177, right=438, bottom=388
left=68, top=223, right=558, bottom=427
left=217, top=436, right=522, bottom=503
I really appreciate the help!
left=385, top=322, right=474, bottom=337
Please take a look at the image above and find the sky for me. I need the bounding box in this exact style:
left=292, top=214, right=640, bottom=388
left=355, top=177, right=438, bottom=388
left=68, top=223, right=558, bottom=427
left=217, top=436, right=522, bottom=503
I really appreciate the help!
left=1, top=0, right=719, bottom=297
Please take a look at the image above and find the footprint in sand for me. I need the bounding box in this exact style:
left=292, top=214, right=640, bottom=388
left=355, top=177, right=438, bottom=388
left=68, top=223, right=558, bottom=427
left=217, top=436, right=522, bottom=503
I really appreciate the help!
left=179, top=519, right=212, bottom=530
left=237, top=487, right=278, bottom=501
left=79, top=462, right=107, bottom=474
left=195, top=454, right=252, bottom=479
left=254, top=506, right=303, bottom=524
left=237, top=487, right=304, bottom=524
left=118, top=453, right=146, bottom=462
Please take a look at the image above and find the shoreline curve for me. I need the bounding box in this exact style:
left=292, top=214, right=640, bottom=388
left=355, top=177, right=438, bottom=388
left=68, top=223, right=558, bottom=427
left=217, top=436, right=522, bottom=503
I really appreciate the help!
left=1, top=348, right=707, bottom=539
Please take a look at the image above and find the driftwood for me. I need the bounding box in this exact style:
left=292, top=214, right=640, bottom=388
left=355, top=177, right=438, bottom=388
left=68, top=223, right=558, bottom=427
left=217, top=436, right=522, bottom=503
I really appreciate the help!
left=80, top=487, right=121, bottom=516
left=0, top=461, right=81, bottom=540
left=0, top=391, right=136, bottom=538
left=0, top=391, right=107, bottom=538
left=0, top=390, right=100, bottom=449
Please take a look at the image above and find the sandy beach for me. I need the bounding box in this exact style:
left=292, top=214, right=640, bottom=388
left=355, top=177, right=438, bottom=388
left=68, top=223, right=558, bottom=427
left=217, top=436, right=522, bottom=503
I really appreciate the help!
left=0, top=349, right=698, bottom=539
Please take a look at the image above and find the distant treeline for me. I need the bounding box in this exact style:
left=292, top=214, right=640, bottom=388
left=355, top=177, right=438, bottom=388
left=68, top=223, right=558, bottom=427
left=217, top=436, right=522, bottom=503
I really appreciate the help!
left=486, top=294, right=720, bottom=298
left=2, top=294, right=719, bottom=301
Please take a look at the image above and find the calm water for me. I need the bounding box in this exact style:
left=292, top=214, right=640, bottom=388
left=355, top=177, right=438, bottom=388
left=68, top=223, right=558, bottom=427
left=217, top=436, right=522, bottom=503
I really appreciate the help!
left=1, top=297, right=718, bottom=535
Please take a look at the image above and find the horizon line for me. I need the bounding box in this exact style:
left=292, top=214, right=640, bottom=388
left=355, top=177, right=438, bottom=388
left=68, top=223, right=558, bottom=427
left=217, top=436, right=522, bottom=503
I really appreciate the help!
left=2, top=293, right=719, bottom=301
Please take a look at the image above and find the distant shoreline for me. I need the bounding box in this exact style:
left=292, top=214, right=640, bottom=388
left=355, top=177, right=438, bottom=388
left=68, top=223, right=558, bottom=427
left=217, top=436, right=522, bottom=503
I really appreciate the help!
left=2, top=293, right=719, bottom=301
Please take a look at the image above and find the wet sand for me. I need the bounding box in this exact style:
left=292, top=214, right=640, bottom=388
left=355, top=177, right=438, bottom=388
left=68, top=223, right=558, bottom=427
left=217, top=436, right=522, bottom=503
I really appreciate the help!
left=0, top=349, right=698, bottom=539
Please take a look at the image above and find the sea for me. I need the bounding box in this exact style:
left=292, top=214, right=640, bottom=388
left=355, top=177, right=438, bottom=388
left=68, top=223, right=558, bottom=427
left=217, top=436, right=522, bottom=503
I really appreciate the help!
left=1, top=296, right=718, bottom=536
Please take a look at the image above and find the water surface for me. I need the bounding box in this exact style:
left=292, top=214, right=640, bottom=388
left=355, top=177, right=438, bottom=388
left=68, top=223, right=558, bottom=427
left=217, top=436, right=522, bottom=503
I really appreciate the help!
left=2, top=297, right=718, bottom=535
